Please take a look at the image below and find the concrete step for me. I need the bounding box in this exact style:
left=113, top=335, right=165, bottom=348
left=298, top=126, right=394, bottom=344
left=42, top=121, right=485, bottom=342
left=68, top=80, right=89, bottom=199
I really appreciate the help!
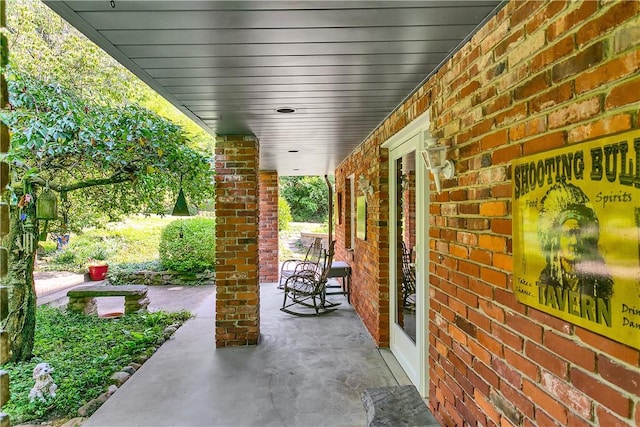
left=361, top=385, right=437, bottom=427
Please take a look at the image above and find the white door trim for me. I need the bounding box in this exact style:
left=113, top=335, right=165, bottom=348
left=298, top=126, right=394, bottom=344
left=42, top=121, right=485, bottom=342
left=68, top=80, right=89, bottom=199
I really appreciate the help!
left=384, top=110, right=431, bottom=397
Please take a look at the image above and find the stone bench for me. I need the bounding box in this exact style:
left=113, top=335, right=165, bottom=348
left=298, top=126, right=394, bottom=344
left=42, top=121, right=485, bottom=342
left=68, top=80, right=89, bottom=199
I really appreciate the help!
left=67, top=284, right=149, bottom=315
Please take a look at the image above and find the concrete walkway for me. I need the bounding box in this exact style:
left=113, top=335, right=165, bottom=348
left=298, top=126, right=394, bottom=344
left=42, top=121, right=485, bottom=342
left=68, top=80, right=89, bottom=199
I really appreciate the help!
left=35, top=271, right=85, bottom=299
left=82, top=283, right=421, bottom=427
left=36, top=272, right=215, bottom=315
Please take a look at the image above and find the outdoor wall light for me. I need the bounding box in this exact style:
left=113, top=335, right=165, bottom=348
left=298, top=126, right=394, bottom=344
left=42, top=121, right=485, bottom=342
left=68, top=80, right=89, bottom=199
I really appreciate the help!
left=421, top=138, right=455, bottom=194
left=358, top=174, right=374, bottom=198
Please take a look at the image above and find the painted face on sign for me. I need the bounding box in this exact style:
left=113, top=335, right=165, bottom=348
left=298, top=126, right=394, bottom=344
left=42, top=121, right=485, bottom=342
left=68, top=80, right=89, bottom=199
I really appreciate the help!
left=559, top=218, right=581, bottom=265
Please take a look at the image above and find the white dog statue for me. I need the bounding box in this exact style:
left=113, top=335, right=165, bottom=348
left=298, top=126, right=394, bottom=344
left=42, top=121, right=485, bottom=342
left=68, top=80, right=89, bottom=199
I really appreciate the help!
left=29, top=362, right=58, bottom=402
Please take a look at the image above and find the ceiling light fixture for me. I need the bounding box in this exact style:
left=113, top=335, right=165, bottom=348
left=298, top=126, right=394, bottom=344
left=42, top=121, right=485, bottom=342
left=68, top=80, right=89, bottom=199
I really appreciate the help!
left=288, top=150, right=299, bottom=153
left=276, top=107, right=296, bottom=114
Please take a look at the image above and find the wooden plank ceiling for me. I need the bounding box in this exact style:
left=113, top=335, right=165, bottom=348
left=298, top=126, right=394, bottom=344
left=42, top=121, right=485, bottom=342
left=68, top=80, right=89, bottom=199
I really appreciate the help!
left=45, top=0, right=503, bottom=175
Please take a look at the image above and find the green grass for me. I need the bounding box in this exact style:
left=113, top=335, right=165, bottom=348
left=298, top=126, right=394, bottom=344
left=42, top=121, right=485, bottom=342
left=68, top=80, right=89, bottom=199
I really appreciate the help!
left=42, top=216, right=327, bottom=270
left=3, top=306, right=191, bottom=424
left=40, top=215, right=175, bottom=272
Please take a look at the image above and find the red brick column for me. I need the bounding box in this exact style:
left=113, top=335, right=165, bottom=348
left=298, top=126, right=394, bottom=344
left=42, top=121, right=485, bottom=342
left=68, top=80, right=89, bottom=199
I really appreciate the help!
left=214, top=136, right=260, bottom=347
left=259, top=171, right=278, bottom=283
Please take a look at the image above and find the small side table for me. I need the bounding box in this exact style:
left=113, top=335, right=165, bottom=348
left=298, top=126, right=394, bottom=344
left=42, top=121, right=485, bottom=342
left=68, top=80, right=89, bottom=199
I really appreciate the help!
left=326, top=261, right=351, bottom=304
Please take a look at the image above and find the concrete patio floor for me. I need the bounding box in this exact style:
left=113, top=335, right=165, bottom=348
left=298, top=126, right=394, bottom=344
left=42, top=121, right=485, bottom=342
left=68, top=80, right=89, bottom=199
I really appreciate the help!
left=81, top=281, right=428, bottom=427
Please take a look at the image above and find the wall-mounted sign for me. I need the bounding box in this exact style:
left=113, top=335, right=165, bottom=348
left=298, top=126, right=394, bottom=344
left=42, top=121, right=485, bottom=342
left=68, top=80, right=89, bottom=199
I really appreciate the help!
left=513, top=129, right=640, bottom=350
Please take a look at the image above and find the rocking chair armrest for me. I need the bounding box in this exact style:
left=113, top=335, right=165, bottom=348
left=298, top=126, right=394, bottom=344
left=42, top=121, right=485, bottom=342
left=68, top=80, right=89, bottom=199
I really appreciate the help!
left=282, top=272, right=317, bottom=291
left=293, top=260, right=320, bottom=273
left=280, top=259, right=305, bottom=275
left=281, top=258, right=303, bottom=267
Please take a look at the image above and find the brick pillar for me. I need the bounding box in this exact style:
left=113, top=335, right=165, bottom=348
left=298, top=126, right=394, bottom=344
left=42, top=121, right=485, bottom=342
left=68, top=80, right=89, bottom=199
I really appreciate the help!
left=259, top=171, right=278, bottom=283
left=214, top=136, right=260, bottom=347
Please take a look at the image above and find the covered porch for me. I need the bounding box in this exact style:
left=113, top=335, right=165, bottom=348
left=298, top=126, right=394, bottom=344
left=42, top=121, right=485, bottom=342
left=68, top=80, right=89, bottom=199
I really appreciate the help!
left=32, top=2, right=640, bottom=427
left=41, top=0, right=504, bottom=351
left=82, top=282, right=435, bottom=426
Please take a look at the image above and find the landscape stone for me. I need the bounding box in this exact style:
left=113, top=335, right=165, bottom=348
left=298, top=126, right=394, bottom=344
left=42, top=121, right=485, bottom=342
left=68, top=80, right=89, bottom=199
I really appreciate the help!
left=111, top=270, right=214, bottom=286
left=109, top=371, right=130, bottom=386
left=135, top=355, right=149, bottom=364
left=95, top=392, right=109, bottom=404
left=122, top=366, right=136, bottom=375
left=77, top=394, right=107, bottom=417
left=163, top=326, right=177, bottom=338
left=59, top=417, right=86, bottom=427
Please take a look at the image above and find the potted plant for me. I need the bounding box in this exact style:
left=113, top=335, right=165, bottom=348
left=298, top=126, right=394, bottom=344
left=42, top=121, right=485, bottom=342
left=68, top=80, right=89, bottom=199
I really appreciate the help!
left=87, top=259, right=109, bottom=281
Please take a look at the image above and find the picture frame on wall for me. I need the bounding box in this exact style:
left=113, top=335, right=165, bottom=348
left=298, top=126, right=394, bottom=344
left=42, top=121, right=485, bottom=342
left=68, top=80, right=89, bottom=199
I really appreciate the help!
left=357, top=195, right=366, bottom=240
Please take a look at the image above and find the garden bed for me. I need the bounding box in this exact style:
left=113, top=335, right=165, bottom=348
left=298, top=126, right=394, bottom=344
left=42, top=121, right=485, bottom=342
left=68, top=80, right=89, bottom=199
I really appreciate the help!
left=109, top=270, right=215, bottom=287
left=2, top=306, right=191, bottom=425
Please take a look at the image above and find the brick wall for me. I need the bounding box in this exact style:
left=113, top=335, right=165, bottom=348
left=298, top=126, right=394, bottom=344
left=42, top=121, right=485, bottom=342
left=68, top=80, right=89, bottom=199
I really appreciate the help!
left=214, top=136, right=260, bottom=347
left=336, top=1, right=640, bottom=425
left=335, top=143, right=390, bottom=345
left=259, top=171, right=278, bottom=283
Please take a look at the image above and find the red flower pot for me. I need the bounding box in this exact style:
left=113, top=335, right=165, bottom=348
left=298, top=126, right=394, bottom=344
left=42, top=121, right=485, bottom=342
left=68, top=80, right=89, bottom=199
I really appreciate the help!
left=88, top=264, right=109, bottom=281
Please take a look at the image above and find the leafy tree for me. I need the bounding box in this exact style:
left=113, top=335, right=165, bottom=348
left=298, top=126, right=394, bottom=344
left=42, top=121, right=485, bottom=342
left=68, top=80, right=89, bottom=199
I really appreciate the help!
left=0, top=71, right=215, bottom=361
left=0, top=0, right=216, bottom=361
left=6, top=0, right=213, bottom=151
left=280, top=176, right=330, bottom=223
left=278, top=197, right=292, bottom=231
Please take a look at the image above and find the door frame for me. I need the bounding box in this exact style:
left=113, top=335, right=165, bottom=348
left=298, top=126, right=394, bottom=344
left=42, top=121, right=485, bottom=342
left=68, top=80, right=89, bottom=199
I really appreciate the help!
left=381, top=110, right=431, bottom=396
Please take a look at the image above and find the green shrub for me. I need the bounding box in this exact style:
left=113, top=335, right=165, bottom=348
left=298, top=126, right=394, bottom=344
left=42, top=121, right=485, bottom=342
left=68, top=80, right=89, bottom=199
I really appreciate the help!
left=159, top=218, right=215, bottom=273
left=38, top=241, right=57, bottom=256
left=47, top=236, right=113, bottom=272
left=52, top=250, right=76, bottom=266
left=89, top=246, right=109, bottom=261
left=278, top=197, right=292, bottom=231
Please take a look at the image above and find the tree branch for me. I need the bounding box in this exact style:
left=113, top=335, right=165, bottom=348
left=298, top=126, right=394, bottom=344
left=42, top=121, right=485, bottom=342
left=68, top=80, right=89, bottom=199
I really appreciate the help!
left=30, top=173, right=133, bottom=192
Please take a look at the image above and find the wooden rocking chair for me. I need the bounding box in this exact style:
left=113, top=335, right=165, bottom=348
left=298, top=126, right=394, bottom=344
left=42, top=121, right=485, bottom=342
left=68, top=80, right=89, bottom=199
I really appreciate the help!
left=280, top=241, right=340, bottom=316
left=401, top=241, right=416, bottom=307
left=278, top=237, right=323, bottom=289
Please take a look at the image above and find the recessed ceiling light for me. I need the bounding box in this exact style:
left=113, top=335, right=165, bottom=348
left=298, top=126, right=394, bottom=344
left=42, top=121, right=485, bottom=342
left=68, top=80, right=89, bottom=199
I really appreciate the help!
left=276, top=107, right=296, bottom=114
left=288, top=150, right=299, bottom=153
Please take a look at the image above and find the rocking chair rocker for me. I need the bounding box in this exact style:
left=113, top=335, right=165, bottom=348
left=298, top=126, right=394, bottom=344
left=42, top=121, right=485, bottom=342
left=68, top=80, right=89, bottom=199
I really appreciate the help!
left=281, top=241, right=339, bottom=316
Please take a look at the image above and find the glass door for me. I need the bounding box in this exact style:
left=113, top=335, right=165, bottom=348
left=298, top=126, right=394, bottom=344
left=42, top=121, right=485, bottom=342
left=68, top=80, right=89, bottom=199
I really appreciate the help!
left=384, top=111, right=430, bottom=396
left=389, top=134, right=421, bottom=387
